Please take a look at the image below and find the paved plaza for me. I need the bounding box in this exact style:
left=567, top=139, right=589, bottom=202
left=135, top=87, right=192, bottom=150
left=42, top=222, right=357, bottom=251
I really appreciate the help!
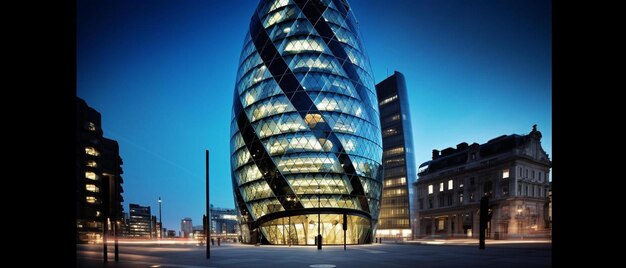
left=77, top=239, right=551, bottom=268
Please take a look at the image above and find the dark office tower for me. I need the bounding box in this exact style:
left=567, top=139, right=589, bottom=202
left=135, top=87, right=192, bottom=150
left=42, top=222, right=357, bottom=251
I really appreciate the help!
left=76, top=97, right=125, bottom=243
left=101, top=138, right=124, bottom=236
left=76, top=98, right=105, bottom=243
left=129, top=204, right=152, bottom=238
left=375, top=71, right=417, bottom=239
left=230, top=0, right=383, bottom=245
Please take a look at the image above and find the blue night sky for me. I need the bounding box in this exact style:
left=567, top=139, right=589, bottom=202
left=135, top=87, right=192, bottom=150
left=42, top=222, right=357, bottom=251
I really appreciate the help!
left=77, top=0, right=551, bottom=233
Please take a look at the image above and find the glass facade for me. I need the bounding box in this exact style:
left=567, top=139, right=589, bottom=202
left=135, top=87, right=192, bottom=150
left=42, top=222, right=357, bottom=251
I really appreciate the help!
left=230, top=0, right=382, bottom=245
left=375, top=71, right=417, bottom=239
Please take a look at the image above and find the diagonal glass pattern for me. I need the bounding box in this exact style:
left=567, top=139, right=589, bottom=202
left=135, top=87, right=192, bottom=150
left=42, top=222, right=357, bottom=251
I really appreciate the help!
left=231, top=0, right=382, bottom=245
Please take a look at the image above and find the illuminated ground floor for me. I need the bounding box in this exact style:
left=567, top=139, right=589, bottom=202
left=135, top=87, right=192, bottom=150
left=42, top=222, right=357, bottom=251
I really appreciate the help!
left=415, top=198, right=550, bottom=239
left=77, top=219, right=103, bottom=244
left=376, top=228, right=412, bottom=239
left=241, top=213, right=375, bottom=245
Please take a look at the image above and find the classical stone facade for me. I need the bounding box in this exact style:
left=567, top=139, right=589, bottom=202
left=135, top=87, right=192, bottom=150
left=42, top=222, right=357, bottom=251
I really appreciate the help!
left=414, top=125, right=551, bottom=239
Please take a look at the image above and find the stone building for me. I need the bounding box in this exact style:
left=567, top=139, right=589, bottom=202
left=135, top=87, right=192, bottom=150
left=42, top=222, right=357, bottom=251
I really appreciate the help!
left=414, top=125, right=551, bottom=239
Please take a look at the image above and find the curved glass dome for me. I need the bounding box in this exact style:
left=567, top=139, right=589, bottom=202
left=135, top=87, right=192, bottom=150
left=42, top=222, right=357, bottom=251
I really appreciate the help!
left=230, top=0, right=382, bottom=245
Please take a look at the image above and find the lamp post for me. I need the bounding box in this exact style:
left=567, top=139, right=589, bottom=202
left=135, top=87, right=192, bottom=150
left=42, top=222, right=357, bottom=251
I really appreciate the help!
left=316, top=186, right=322, bottom=250
left=158, top=197, right=162, bottom=240
left=517, top=207, right=524, bottom=240
left=286, top=196, right=293, bottom=247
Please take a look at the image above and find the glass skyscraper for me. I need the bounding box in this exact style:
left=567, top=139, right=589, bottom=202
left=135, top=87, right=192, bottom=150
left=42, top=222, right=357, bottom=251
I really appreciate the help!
left=230, top=0, right=382, bottom=245
left=375, top=71, right=417, bottom=239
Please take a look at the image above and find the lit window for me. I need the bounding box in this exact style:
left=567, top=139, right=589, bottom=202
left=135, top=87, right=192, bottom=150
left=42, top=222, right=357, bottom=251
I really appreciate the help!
left=459, top=193, right=464, bottom=204
left=382, top=128, right=398, bottom=137
left=400, top=177, right=406, bottom=184
left=379, top=95, right=398, bottom=105
left=284, top=39, right=324, bottom=53
left=85, top=147, right=99, bottom=156
left=439, top=182, right=444, bottom=192
left=428, top=185, right=433, bottom=194
left=383, top=147, right=404, bottom=157
left=88, top=122, right=96, bottom=131
left=318, top=138, right=334, bottom=152
left=437, top=218, right=445, bottom=231
left=384, top=157, right=405, bottom=166
left=85, top=184, right=99, bottom=193
left=503, top=169, right=510, bottom=179
left=86, top=196, right=97, bottom=203
left=304, top=113, right=324, bottom=129
left=265, top=10, right=284, bottom=28
left=96, top=211, right=101, bottom=217
left=86, top=160, right=97, bottom=168
left=268, top=0, right=289, bottom=12
left=448, top=179, right=453, bottom=190
left=85, top=171, right=98, bottom=181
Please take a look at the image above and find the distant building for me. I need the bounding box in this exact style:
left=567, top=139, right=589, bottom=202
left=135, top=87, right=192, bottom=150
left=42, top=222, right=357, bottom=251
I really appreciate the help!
left=181, top=218, right=193, bottom=238
left=151, top=216, right=158, bottom=239
left=129, top=204, right=152, bottom=238
left=167, top=230, right=176, bottom=238
left=121, top=212, right=130, bottom=237
left=76, top=97, right=125, bottom=243
left=192, top=225, right=204, bottom=239
left=210, top=205, right=239, bottom=235
left=375, top=71, right=417, bottom=239
left=415, top=125, right=551, bottom=239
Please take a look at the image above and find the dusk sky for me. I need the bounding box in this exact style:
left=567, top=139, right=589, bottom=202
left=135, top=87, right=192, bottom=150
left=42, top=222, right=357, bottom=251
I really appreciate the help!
left=77, top=0, right=551, bottom=233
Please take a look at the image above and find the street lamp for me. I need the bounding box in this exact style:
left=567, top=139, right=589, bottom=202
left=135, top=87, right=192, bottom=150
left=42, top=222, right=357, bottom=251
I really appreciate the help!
left=286, top=196, right=293, bottom=247
left=158, top=197, right=162, bottom=240
left=316, top=186, right=322, bottom=250
left=517, top=207, right=523, bottom=240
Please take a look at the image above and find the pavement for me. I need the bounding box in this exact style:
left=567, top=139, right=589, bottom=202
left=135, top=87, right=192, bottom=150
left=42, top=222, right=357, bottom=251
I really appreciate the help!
left=77, top=239, right=551, bottom=268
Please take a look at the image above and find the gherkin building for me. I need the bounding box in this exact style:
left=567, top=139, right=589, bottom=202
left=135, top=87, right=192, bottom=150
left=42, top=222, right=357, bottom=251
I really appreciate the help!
left=230, top=0, right=382, bottom=245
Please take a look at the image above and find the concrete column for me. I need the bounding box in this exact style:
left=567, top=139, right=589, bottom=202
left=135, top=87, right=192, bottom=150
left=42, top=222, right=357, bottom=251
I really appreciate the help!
left=472, top=210, right=480, bottom=238
left=447, top=215, right=452, bottom=237
left=456, top=213, right=463, bottom=234
left=431, top=218, right=436, bottom=236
